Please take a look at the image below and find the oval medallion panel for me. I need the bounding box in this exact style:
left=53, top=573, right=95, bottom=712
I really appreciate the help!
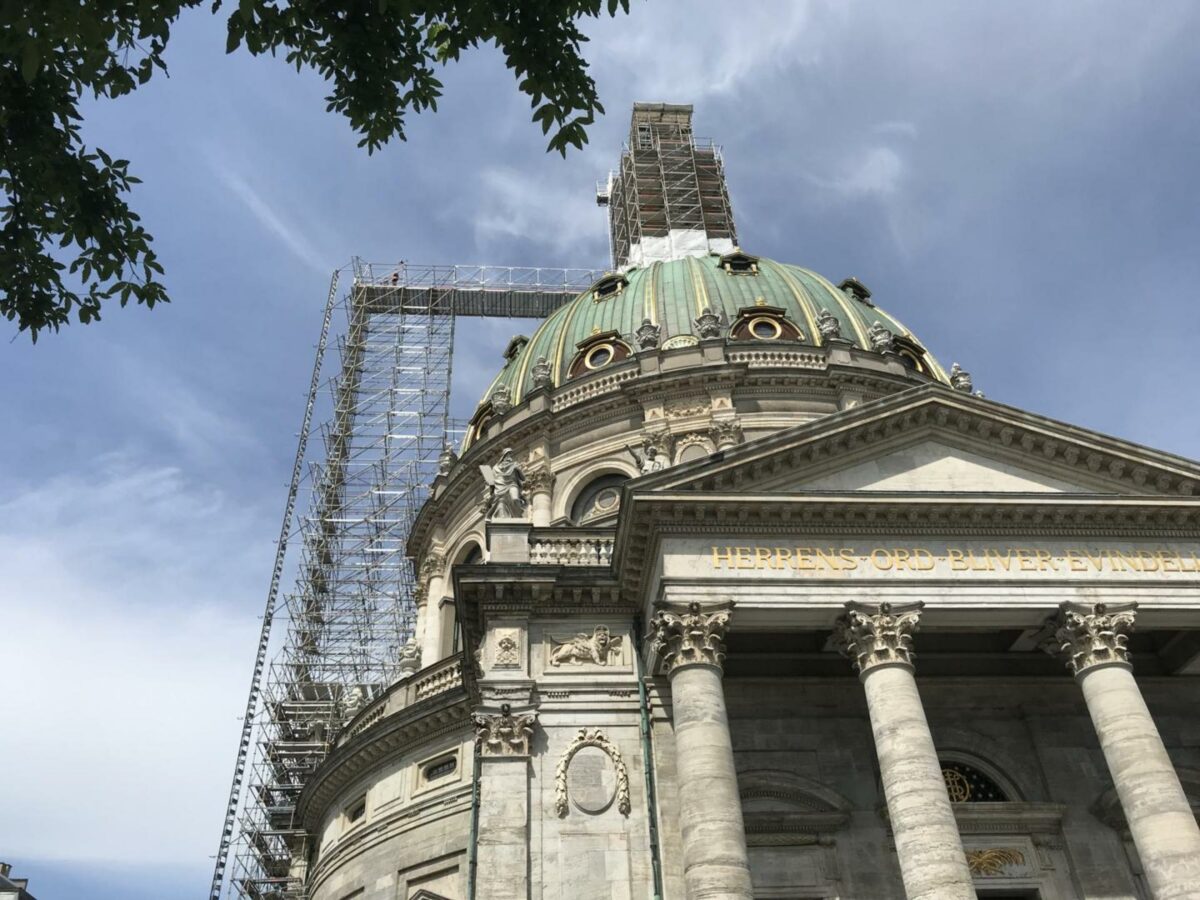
left=568, top=745, right=617, bottom=814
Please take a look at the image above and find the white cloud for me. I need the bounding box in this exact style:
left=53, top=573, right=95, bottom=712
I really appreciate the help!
left=206, top=151, right=332, bottom=275
left=472, top=165, right=609, bottom=261
left=0, top=455, right=270, bottom=865
left=590, top=0, right=840, bottom=102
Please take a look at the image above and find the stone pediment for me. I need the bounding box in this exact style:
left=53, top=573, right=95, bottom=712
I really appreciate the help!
left=638, top=386, right=1200, bottom=499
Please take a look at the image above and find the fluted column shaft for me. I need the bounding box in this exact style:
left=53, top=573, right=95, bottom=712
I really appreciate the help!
left=650, top=603, right=753, bottom=900
left=1052, top=603, right=1200, bottom=899
left=835, top=602, right=976, bottom=900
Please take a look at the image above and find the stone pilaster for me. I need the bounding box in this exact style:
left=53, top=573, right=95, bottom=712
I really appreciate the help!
left=833, top=602, right=976, bottom=900
left=472, top=705, right=537, bottom=900
left=649, top=603, right=752, bottom=899
left=1050, top=603, right=1200, bottom=898
left=524, top=465, right=554, bottom=528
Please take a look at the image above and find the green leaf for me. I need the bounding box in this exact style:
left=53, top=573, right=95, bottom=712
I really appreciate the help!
left=20, top=40, right=41, bottom=82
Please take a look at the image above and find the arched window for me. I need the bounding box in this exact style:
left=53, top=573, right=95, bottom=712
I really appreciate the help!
left=570, top=473, right=627, bottom=524
left=940, top=760, right=1009, bottom=802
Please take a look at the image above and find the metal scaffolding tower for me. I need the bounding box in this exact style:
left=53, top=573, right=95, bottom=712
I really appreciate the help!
left=210, top=261, right=601, bottom=900
left=596, top=102, right=738, bottom=271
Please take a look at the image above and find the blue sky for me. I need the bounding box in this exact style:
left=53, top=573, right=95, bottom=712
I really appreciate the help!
left=3, top=2, right=1200, bottom=897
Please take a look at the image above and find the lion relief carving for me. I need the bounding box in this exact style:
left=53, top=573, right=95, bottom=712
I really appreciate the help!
left=549, top=625, right=624, bottom=667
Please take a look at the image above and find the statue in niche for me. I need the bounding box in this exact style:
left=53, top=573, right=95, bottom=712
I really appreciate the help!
left=549, top=625, right=624, bottom=666
left=531, top=356, right=553, bottom=390
left=627, top=438, right=668, bottom=475
left=868, top=321, right=895, bottom=354
left=635, top=318, right=661, bottom=350
left=816, top=307, right=842, bottom=341
left=481, top=447, right=526, bottom=518
left=693, top=307, right=724, bottom=339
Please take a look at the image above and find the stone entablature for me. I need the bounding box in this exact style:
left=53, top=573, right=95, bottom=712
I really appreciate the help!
left=408, top=340, right=936, bottom=565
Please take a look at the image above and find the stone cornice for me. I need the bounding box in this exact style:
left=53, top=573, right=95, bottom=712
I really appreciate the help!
left=296, top=685, right=471, bottom=830
left=638, top=385, right=1200, bottom=498
left=453, top=565, right=633, bottom=659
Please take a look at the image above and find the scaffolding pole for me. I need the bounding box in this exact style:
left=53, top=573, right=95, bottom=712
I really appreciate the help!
left=212, top=262, right=599, bottom=900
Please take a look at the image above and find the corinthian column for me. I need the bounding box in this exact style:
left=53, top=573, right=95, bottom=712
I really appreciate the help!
left=1050, top=603, right=1200, bottom=899
left=417, top=554, right=446, bottom=668
left=833, top=602, right=976, bottom=900
left=649, top=602, right=752, bottom=899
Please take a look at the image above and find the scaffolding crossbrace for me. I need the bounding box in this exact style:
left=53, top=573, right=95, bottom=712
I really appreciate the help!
left=211, top=261, right=601, bottom=900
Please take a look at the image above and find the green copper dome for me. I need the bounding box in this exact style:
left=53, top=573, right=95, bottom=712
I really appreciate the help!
left=476, top=253, right=948, bottom=412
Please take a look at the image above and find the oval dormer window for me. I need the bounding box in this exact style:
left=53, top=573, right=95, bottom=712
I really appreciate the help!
left=567, top=331, right=633, bottom=380
left=585, top=344, right=614, bottom=369
left=749, top=317, right=782, bottom=340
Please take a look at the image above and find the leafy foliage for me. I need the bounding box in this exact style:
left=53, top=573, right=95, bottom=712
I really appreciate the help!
left=1, top=0, right=631, bottom=340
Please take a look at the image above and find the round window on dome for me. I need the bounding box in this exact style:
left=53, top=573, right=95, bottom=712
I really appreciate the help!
left=749, top=317, right=782, bottom=340
left=584, top=344, right=614, bottom=369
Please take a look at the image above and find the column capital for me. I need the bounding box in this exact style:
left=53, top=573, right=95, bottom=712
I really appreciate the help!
left=1048, top=602, right=1137, bottom=676
left=833, top=601, right=923, bottom=676
left=648, top=602, right=731, bottom=674
left=472, top=703, right=537, bottom=757
left=523, top=463, right=554, bottom=495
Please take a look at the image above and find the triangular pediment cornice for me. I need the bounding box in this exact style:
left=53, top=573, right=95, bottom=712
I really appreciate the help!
left=636, top=385, right=1200, bottom=498
left=611, top=386, right=1200, bottom=599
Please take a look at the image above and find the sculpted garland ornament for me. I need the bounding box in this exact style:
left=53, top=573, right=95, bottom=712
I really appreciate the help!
left=554, top=727, right=631, bottom=817
left=648, top=602, right=731, bottom=673
left=832, top=601, right=924, bottom=674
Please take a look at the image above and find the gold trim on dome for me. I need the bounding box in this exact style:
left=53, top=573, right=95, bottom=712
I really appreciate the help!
left=685, top=255, right=711, bottom=315
left=761, top=260, right=821, bottom=346
left=644, top=262, right=658, bottom=326
left=807, top=269, right=871, bottom=348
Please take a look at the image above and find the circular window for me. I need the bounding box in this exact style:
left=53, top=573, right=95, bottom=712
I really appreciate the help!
left=584, top=344, right=614, bottom=369
left=749, top=317, right=782, bottom=340
left=571, top=473, right=628, bottom=523
left=593, top=487, right=620, bottom=513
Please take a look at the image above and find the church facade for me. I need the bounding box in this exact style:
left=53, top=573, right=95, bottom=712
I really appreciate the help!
left=291, top=105, right=1200, bottom=900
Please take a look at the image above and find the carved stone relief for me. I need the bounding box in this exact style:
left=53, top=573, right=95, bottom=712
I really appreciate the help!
left=965, top=848, right=1027, bottom=877
left=548, top=625, right=624, bottom=667
left=554, top=727, right=631, bottom=816
left=493, top=628, right=521, bottom=669
left=473, top=704, right=537, bottom=757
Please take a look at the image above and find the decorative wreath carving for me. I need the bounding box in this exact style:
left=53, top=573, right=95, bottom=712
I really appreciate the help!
left=554, top=727, right=631, bottom=817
